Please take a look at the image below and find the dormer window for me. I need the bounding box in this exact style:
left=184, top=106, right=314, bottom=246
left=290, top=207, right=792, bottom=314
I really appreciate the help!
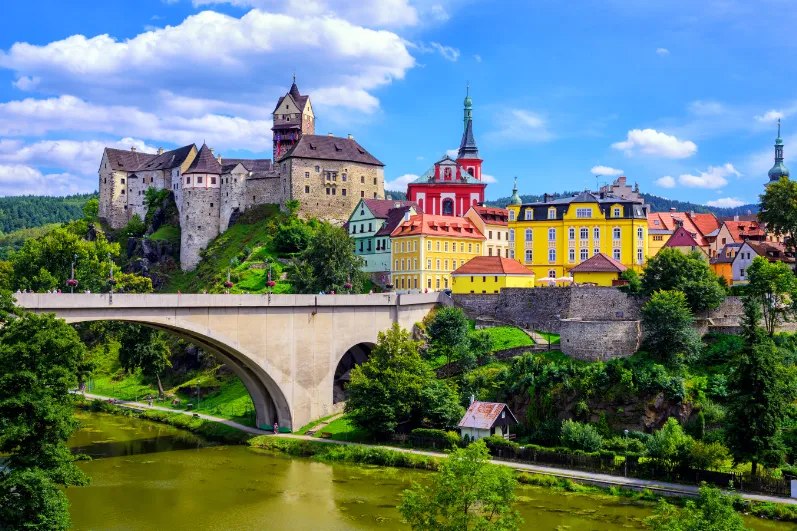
left=548, top=208, right=556, bottom=220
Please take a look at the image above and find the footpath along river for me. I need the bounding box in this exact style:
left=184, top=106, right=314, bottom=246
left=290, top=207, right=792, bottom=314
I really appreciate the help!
left=67, top=411, right=794, bottom=531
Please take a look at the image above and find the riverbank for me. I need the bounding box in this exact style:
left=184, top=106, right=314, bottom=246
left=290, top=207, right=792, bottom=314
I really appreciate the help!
left=76, top=392, right=797, bottom=523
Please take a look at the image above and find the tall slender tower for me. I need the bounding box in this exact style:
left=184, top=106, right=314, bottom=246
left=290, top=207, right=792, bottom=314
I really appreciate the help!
left=767, top=119, right=790, bottom=186
left=456, top=85, right=482, bottom=180
left=272, top=75, right=314, bottom=161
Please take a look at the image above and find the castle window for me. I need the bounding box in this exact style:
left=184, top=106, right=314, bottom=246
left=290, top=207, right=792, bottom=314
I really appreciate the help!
left=211, top=177, right=216, bottom=185
left=305, top=172, right=309, bottom=178
left=123, top=204, right=127, bottom=209
left=253, top=196, right=255, bottom=201
left=197, top=177, right=203, bottom=184
left=342, top=189, right=347, bottom=196
left=210, top=203, right=214, bottom=208
left=360, top=176, right=365, bottom=183
left=361, top=191, right=365, bottom=198
left=305, top=186, right=310, bottom=193
left=121, top=178, right=125, bottom=184
left=282, top=163, right=286, bottom=172
left=121, top=189, right=125, bottom=194
left=104, top=178, right=107, bottom=184
left=234, top=178, right=237, bottom=183
left=315, top=166, right=320, bottom=172
left=374, top=193, right=378, bottom=199
left=373, top=178, right=377, bottom=185
left=326, top=188, right=331, bottom=195
left=332, top=188, right=336, bottom=195
left=342, top=174, right=347, bottom=181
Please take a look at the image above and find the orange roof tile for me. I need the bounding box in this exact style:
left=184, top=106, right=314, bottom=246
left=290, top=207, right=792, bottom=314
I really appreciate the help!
left=724, top=220, right=765, bottom=242
left=390, top=213, right=485, bottom=240
left=470, top=206, right=509, bottom=226
left=452, top=256, right=535, bottom=276
left=689, top=213, right=721, bottom=236
left=647, top=212, right=708, bottom=246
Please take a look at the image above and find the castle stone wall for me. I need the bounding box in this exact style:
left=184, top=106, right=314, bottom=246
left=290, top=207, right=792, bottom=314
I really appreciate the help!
left=220, top=167, right=249, bottom=232
left=245, top=174, right=284, bottom=213
left=560, top=319, right=641, bottom=361
left=180, top=187, right=221, bottom=270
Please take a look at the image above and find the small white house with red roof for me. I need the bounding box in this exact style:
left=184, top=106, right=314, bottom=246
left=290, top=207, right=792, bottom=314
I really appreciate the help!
left=458, top=401, right=518, bottom=441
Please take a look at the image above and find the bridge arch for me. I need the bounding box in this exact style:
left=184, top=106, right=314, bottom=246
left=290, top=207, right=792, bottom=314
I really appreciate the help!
left=75, top=316, right=292, bottom=430
left=333, top=342, right=375, bottom=405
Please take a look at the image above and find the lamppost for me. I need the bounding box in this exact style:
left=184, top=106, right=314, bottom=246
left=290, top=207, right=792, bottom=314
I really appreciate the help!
left=224, top=258, right=234, bottom=292
left=265, top=258, right=275, bottom=302
left=68, top=253, right=78, bottom=293
left=624, top=429, right=629, bottom=477
left=344, top=266, right=353, bottom=295
left=107, top=252, right=115, bottom=304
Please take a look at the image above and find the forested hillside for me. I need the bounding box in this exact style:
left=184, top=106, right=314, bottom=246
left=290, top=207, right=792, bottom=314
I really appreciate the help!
left=0, top=193, right=97, bottom=233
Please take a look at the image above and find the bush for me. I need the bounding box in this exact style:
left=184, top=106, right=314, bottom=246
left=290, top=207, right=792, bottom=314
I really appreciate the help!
left=411, top=428, right=461, bottom=450
left=481, top=435, right=520, bottom=452
left=274, top=219, right=314, bottom=254
left=687, top=440, right=730, bottom=470
left=605, top=436, right=645, bottom=454
left=560, top=420, right=604, bottom=452
left=121, top=214, right=146, bottom=237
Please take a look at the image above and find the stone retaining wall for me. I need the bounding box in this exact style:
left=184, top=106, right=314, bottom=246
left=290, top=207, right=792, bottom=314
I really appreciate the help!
left=560, top=319, right=641, bottom=361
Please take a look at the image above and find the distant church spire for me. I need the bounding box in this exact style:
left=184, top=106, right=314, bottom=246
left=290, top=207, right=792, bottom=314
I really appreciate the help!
left=509, top=177, right=522, bottom=205
left=463, top=83, right=473, bottom=132
left=768, top=119, right=790, bottom=184
left=458, top=85, right=479, bottom=160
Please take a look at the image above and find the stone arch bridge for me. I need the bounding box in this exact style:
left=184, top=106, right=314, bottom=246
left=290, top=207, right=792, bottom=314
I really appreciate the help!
left=15, top=292, right=444, bottom=431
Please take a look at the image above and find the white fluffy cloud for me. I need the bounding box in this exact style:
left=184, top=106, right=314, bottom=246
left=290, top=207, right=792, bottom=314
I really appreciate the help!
left=487, top=109, right=553, bottom=144
left=412, top=41, right=460, bottom=61
left=678, top=163, right=741, bottom=189
left=590, top=165, right=623, bottom=176
left=481, top=174, right=497, bottom=184
left=756, top=109, right=785, bottom=123
left=612, top=129, right=697, bottom=158
left=446, top=148, right=459, bottom=159
left=656, top=48, right=670, bottom=56
left=385, top=173, right=419, bottom=191
left=655, top=176, right=676, bottom=188
left=0, top=164, right=84, bottom=196
left=706, top=197, right=746, bottom=208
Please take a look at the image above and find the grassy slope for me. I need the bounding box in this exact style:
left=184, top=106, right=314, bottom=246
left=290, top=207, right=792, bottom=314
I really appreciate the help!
left=161, top=204, right=293, bottom=294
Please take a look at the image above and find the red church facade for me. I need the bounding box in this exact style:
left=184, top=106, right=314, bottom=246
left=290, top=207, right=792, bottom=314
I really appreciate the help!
left=407, top=89, right=487, bottom=216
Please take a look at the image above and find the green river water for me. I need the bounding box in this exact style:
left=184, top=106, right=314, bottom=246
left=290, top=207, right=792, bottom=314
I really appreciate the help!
left=67, top=411, right=795, bottom=531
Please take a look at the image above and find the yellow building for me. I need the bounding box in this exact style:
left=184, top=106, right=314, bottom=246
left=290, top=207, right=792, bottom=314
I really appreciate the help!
left=464, top=206, right=510, bottom=258
left=506, top=190, right=648, bottom=278
left=390, top=213, right=485, bottom=292
left=451, top=256, right=535, bottom=294
left=569, top=252, right=628, bottom=286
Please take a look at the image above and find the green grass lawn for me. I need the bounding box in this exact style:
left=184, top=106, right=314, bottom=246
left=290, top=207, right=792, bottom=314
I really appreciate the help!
left=536, top=330, right=561, bottom=344
left=147, top=224, right=180, bottom=244
left=480, top=326, right=535, bottom=350
left=311, top=415, right=369, bottom=442
left=295, top=412, right=340, bottom=435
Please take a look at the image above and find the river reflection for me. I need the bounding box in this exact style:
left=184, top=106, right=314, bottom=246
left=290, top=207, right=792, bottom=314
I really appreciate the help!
left=67, top=412, right=793, bottom=531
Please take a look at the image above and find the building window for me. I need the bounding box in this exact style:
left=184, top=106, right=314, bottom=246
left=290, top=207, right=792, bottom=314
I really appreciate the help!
left=121, top=189, right=125, bottom=194
left=468, top=243, right=472, bottom=252
left=211, top=177, right=217, bottom=185
left=476, top=244, right=480, bottom=253
left=342, top=173, right=347, bottom=181
left=637, top=248, right=643, bottom=263
left=525, top=210, right=532, bottom=220
left=580, top=227, right=588, bottom=240
left=413, top=241, right=417, bottom=251
left=394, top=259, right=399, bottom=270
left=525, top=249, right=533, bottom=263
left=637, top=227, right=644, bottom=240
left=488, top=247, right=493, bottom=256
left=653, top=235, right=662, bottom=241
left=548, top=228, right=556, bottom=241
left=548, top=208, right=556, bottom=220
left=361, top=191, right=365, bottom=198
left=568, top=227, right=575, bottom=240
left=342, top=188, right=347, bottom=196
left=360, top=176, right=365, bottom=183
left=525, top=228, right=533, bottom=241
left=548, top=249, right=556, bottom=262
left=593, top=248, right=599, bottom=256
left=305, top=172, right=310, bottom=178
left=427, top=241, right=432, bottom=251
left=442, top=198, right=454, bottom=216
left=401, top=259, right=405, bottom=271
left=509, top=210, right=515, bottom=221
left=373, top=177, right=377, bottom=185
left=444, top=277, right=449, bottom=289
left=613, top=227, right=621, bottom=240
left=569, top=248, right=575, bottom=262
left=444, top=260, right=449, bottom=270
left=186, top=177, right=191, bottom=184
left=436, top=259, right=441, bottom=269
left=580, top=248, right=588, bottom=261
left=549, top=269, right=556, bottom=278
left=613, top=207, right=621, bottom=217
left=332, top=188, right=336, bottom=195
left=444, top=242, right=449, bottom=252
left=197, top=177, right=203, bottom=184
left=436, top=277, right=441, bottom=289
left=740, top=268, right=746, bottom=277
left=613, top=248, right=621, bottom=260
left=489, top=230, right=493, bottom=239
left=315, top=166, right=320, bottom=172
left=121, top=178, right=126, bottom=184
left=509, top=229, right=515, bottom=242
left=326, top=188, right=331, bottom=195
left=427, top=259, right=432, bottom=269
left=428, top=278, right=432, bottom=289
left=594, top=227, right=600, bottom=240
left=576, top=208, right=592, bottom=218
left=509, top=249, right=515, bottom=259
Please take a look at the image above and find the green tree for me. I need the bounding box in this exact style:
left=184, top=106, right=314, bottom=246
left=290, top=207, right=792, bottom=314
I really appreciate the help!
left=744, top=256, right=797, bottom=336
left=288, top=223, right=366, bottom=293
left=617, top=269, right=642, bottom=294
left=0, top=260, right=12, bottom=290
left=642, top=290, right=702, bottom=367
left=725, top=299, right=790, bottom=476
left=645, top=484, right=749, bottom=531
left=560, top=420, right=604, bottom=452
left=121, top=214, right=146, bottom=237
left=115, top=271, right=154, bottom=293
left=82, top=198, right=99, bottom=220
left=0, top=294, right=90, bottom=530
left=345, top=324, right=463, bottom=437
left=426, top=307, right=472, bottom=375
left=118, top=326, right=172, bottom=396
left=399, top=440, right=521, bottom=531
left=759, top=176, right=797, bottom=253
left=10, top=223, right=118, bottom=293
left=641, top=248, right=726, bottom=313
left=645, top=418, right=694, bottom=472
left=274, top=218, right=315, bottom=254
left=285, top=199, right=301, bottom=217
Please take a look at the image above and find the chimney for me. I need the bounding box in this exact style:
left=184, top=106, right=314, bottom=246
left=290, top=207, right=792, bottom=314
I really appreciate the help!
left=734, top=215, right=739, bottom=221
left=543, top=193, right=550, bottom=203
left=670, top=207, right=676, bottom=212
left=348, top=134, right=353, bottom=140
left=690, top=210, right=695, bottom=217
left=394, top=201, right=401, bottom=208
left=131, top=146, right=137, bottom=152
left=209, top=147, right=214, bottom=154
left=217, top=155, right=222, bottom=164
left=157, top=147, right=164, bottom=155
left=386, top=194, right=393, bottom=201
left=328, top=132, right=334, bottom=137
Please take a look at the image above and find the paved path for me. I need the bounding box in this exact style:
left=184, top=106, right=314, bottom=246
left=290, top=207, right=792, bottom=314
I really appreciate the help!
left=79, top=392, right=797, bottom=506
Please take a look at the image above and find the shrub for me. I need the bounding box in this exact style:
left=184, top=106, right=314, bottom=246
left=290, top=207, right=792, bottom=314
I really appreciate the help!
left=411, top=428, right=461, bottom=450
left=482, top=435, right=520, bottom=452
left=687, top=440, right=730, bottom=470
left=605, top=436, right=645, bottom=454
left=274, top=218, right=314, bottom=254
left=121, top=214, right=146, bottom=237
left=560, top=420, right=603, bottom=452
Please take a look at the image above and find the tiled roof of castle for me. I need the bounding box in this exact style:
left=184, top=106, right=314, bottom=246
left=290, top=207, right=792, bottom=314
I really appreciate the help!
left=221, top=158, right=273, bottom=173
left=725, top=220, right=765, bottom=242
left=278, top=135, right=383, bottom=166
left=664, top=226, right=700, bottom=248
left=458, top=401, right=517, bottom=429
left=362, top=199, right=418, bottom=219
left=452, top=256, right=534, bottom=276
left=104, top=145, right=194, bottom=172
left=470, top=206, right=509, bottom=225
left=184, top=144, right=222, bottom=175
left=375, top=205, right=421, bottom=237
left=570, top=252, right=628, bottom=273
left=272, top=83, right=310, bottom=114
left=390, top=213, right=485, bottom=239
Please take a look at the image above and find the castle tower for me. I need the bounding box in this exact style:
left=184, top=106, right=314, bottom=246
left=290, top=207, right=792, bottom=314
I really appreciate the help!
left=272, top=76, right=315, bottom=161
left=456, top=85, right=483, bottom=180
left=767, top=119, right=790, bottom=186
left=180, top=144, right=222, bottom=270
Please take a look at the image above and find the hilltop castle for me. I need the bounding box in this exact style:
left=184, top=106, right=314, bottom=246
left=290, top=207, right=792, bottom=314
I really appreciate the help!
left=98, top=78, right=385, bottom=270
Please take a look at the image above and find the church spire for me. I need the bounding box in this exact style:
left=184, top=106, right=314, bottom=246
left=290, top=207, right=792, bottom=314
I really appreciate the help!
left=457, top=85, right=479, bottom=160
left=463, top=83, right=473, bottom=132
left=509, top=177, right=522, bottom=205
left=768, top=119, right=790, bottom=183
left=289, top=74, right=300, bottom=99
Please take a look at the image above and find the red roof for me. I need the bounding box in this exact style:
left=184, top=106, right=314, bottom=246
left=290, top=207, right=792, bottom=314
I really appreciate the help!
left=570, top=252, right=628, bottom=273
left=647, top=211, right=713, bottom=246
left=459, top=401, right=517, bottom=429
left=390, top=213, right=485, bottom=240
left=664, top=226, right=700, bottom=248
left=470, top=206, right=509, bottom=226
left=689, top=213, right=721, bottom=236
left=452, top=256, right=534, bottom=276
left=361, top=199, right=419, bottom=219
left=724, top=220, right=765, bottom=242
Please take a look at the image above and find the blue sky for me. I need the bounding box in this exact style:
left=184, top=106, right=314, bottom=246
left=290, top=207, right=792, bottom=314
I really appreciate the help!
left=0, top=0, right=793, bottom=208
